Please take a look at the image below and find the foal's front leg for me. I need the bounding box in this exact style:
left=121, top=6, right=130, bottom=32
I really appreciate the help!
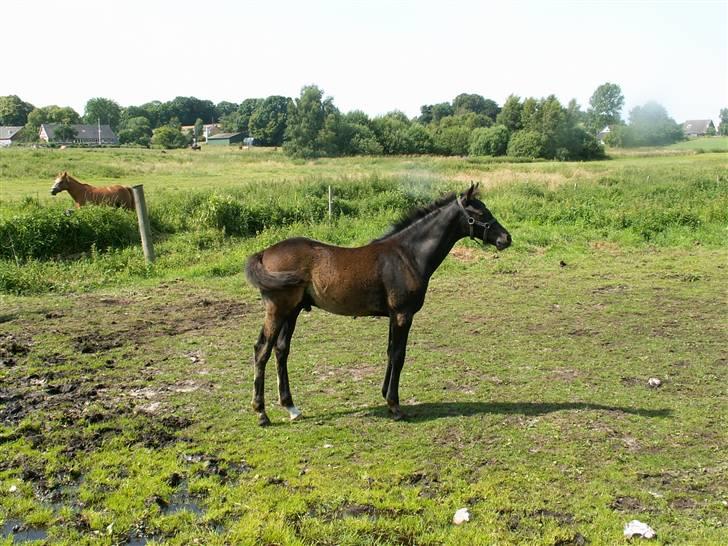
left=384, top=312, right=413, bottom=420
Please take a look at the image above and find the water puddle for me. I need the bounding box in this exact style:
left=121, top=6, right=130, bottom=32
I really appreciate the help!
left=1, top=519, right=49, bottom=543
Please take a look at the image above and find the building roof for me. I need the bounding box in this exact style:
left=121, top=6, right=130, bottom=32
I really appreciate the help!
left=207, top=132, right=242, bottom=140
left=0, top=126, right=23, bottom=140
left=681, top=120, right=714, bottom=133
left=40, top=123, right=118, bottom=142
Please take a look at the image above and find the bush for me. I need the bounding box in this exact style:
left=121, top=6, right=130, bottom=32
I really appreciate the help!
left=151, top=126, right=191, bottom=149
left=0, top=206, right=139, bottom=261
left=432, top=126, right=472, bottom=156
left=469, top=125, right=509, bottom=156
left=507, top=130, right=545, bottom=158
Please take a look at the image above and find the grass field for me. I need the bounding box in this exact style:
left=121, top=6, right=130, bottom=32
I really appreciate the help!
left=667, top=136, right=728, bottom=152
left=1, top=147, right=727, bottom=544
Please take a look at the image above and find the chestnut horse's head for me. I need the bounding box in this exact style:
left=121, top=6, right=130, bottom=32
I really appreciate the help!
left=458, top=183, right=511, bottom=251
left=50, top=172, right=70, bottom=195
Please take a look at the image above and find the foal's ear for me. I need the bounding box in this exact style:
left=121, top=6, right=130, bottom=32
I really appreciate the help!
left=464, top=182, right=480, bottom=203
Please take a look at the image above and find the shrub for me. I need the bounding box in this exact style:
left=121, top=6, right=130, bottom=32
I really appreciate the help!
left=0, top=206, right=139, bottom=261
left=432, top=125, right=472, bottom=156
left=507, top=130, right=545, bottom=158
left=151, top=126, right=190, bottom=149
left=469, top=125, right=509, bottom=156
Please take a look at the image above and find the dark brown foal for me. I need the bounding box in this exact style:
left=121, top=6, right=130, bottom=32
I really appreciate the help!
left=245, top=184, right=511, bottom=425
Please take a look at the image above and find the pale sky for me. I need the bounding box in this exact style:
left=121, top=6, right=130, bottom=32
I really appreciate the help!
left=3, top=0, right=727, bottom=123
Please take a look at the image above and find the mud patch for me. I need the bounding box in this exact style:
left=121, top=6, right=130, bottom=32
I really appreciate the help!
left=181, top=453, right=252, bottom=481
left=73, top=333, right=123, bottom=354
left=0, top=334, right=31, bottom=367
left=611, top=495, right=650, bottom=513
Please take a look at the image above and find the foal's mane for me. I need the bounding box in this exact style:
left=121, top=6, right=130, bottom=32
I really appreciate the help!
left=60, top=172, right=83, bottom=185
left=373, top=192, right=458, bottom=242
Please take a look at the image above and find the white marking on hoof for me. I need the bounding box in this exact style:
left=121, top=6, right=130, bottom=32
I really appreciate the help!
left=287, top=406, right=302, bottom=420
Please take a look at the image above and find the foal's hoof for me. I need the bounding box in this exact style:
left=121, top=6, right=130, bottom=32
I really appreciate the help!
left=257, top=413, right=271, bottom=427
left=388, top=404, right=406, bottom=421
left=286, top=406, right=303, bottom=421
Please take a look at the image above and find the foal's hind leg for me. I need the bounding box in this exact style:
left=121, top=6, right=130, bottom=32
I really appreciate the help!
left=252, top=302, right=288, bottom=426
left=274, top=306, right=303, bottom=420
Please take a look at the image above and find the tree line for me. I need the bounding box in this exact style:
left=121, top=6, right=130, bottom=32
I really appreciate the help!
left=1, top=85, right=724, bottom=158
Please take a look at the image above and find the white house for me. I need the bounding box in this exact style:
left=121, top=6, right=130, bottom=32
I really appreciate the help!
left=0, top=126, right=24, bottom=147
left=681, top=120, right=715, bottom=137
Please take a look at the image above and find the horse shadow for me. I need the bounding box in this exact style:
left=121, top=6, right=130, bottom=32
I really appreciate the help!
left=326, top=401, right=672, bottom=423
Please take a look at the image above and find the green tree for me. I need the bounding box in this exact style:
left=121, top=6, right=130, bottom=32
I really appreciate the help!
left=719, top=108, right=728, bottom=136
left=151, top=125, right=190, bottom=149
left=53, top=123, right=78, bottom=142
left=507, top=130, right=545, bottom=158
left=159, top=96, right=216, bottom=126
left=622, top=101, right=683, bottom=146
left=0, top=95, right=34, bottom=125
left=283, top=86, right=331, bottom=158
left=371, top=112, right=416, bottom=155
left=469, top=125, right=509, bottom=156
left=586, top=82, right=624, bottom=134
left=24, top=105, right=81, bottom=140
left=118, top=116, right=152, bottom=146
left=83, top=97, right=122, bottom=131
left=432, top=125, right=472, bottom=156
left=248, top=96, right=290, bottom=146
left=215, top=101, right=239, bottom=119
left=496, top=95, right=523, bottom=132
left=221, top=98, right=263, bottom=135
left=194, top=118, right=204, bottom=141
left=419, top=102, right=454, bottom=124
left=340, top=111, right=383, bottom=155
left=452, top=93, right=500, bottom=121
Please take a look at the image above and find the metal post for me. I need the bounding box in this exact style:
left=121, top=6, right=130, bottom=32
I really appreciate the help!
left=328, top=185, right=332, bottom=220
left=131, top=185, right=155, bottom=263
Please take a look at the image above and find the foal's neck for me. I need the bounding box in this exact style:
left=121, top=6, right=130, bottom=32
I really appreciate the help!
left=395, top=201, right=463, bottom=279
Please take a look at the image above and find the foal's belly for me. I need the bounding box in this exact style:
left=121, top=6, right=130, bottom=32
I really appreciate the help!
left=307, top=250, right=386, bottom=316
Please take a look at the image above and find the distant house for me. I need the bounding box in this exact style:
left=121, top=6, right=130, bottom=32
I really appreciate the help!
left=206, top=132, right=244, bottom=146
left=39, top=123, right=119, bottom=145
left=0, top=126, right=24, bottom=147
left=596, top=125, right=612, bottom=144
left=180, top=123, right=222, bottom=142
left=681, top=119, right=715, bottom=137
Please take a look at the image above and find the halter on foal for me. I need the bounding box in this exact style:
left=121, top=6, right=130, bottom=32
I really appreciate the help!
left=245, top=183, right=511, bottom=425
left=50, top=171, right=135, bottom=210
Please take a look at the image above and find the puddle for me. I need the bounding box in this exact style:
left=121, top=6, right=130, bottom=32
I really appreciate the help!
left=1, top=519, right=49, bottom=543
left=160, top=481, right=204, bottom=516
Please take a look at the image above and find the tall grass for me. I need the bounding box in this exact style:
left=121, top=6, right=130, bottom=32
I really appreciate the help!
left=0, top=149, right=725, bottom=295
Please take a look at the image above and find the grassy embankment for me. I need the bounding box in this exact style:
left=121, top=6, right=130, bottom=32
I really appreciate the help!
left=0, top=146, right=726, bottom=544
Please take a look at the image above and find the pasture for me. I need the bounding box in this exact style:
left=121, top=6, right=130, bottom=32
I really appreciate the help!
left=1, top=147, right=727, bottom=545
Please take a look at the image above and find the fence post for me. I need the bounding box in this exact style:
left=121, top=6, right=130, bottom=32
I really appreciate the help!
left=131, top=185, right=155, bottom=264
left=328, top=185, right=333, bottom=220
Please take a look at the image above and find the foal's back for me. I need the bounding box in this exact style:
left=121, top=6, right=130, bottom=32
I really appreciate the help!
left=260, top=237, right=393, bottom=316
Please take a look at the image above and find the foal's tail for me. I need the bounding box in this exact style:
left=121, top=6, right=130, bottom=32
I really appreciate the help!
left=245, top=252, right=305, bottom=291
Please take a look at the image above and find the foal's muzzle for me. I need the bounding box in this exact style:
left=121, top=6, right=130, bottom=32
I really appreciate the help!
left=495, top=232, right=512, bottom=251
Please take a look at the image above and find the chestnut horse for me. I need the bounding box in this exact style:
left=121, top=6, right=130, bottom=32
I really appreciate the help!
left=245, top=184, right=511, bottom=426
left=50, top=172, right=135, bottom=210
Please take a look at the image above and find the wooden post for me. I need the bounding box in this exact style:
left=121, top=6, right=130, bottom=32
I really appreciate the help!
left=328, top=185, right=333, bottom=220
left=131, top=185, right=155, bottom=264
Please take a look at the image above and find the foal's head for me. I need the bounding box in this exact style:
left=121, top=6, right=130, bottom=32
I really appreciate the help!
left=458, top=183, right=511, bottom=250
left=50, top=172, right=71, bottom=195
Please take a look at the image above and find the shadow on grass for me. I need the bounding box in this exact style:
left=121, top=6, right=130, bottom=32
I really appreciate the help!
left=345, top=401, right=672, bottom=423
